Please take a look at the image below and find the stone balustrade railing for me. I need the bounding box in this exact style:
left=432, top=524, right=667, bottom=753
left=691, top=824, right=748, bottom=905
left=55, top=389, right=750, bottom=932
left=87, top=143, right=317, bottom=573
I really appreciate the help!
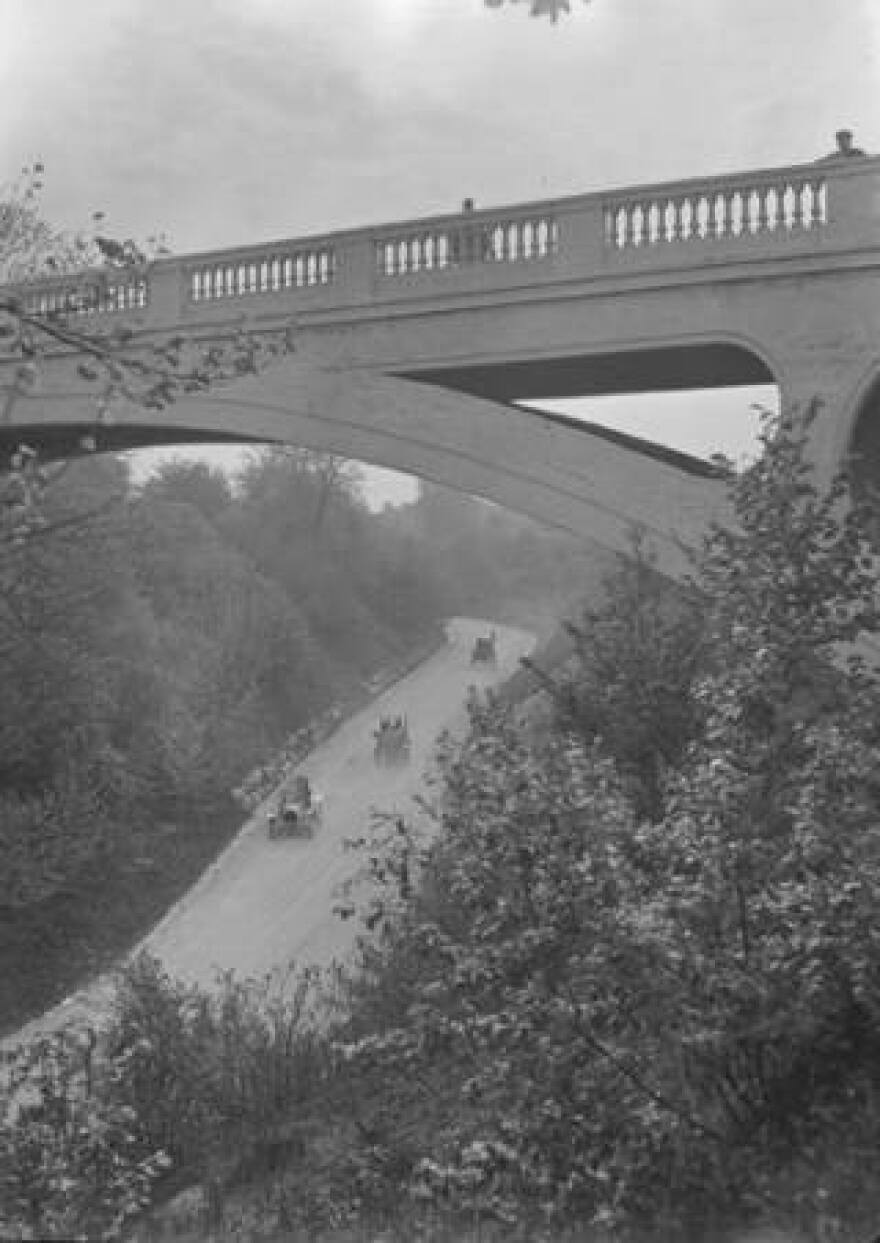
left=603, top=168, right=829, bottom=251
left=188, top=243, right=335, bottom=303
left=20, top=276, right=149, bottom=318
left=373, top=211, right=559, bottom=277
left=1, top=156, right=875, bottom=333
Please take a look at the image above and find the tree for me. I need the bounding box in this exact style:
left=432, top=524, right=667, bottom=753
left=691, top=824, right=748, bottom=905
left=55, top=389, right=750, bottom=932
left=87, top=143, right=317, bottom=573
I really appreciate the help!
left=0, top=174, right=291, bottom=902
left=532, top=528, right=706, bottom=821
left=139, top=459, right=234, bottom=526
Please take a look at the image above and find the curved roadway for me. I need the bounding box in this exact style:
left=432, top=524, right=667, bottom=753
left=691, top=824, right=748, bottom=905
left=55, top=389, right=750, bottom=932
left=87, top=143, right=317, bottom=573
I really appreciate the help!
left=7, top=619, right=534, bottom=1047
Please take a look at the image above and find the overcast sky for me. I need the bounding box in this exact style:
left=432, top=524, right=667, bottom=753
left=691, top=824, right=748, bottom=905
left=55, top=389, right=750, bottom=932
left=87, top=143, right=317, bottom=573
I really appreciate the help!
left=2, top=0, right=878, bottom=499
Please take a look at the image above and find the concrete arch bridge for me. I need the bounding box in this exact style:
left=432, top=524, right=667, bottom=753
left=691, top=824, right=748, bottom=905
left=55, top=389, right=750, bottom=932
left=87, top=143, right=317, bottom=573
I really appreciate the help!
left=2, top=148, right=879, bottom=577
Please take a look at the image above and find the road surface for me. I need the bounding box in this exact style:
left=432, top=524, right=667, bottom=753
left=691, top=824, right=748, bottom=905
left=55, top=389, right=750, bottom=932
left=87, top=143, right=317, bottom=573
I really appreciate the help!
left=7, top=618, right=534, bottom=1048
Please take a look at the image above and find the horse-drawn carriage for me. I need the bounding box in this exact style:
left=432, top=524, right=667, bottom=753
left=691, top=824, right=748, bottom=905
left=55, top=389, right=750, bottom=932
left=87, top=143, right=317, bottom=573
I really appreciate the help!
left=267, top=775, right=322, bottom=839
left=470, top=630, right=498, bottom=667
left=373, top=715, right=412, bottom=767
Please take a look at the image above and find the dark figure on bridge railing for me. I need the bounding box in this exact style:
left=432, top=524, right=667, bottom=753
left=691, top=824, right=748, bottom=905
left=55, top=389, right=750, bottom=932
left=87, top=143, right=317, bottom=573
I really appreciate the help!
left=817, top=128, right=868, bottom=160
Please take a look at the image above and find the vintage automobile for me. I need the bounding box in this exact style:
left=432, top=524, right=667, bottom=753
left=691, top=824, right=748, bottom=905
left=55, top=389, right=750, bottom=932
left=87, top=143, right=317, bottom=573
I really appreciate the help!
left=267, top=775, right=322, bottom=839
left=373, top=716, right=412, bottom=767
left=470, top=630, right=498, bottom=666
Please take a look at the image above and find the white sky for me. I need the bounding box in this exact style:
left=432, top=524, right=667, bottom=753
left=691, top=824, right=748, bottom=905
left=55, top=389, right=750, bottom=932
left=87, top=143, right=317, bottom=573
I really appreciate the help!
left=2, top=0, right=878, bottom=504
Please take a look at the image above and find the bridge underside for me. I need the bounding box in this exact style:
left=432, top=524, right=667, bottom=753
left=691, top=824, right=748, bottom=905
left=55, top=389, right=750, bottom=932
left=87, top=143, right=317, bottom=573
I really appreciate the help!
left=401, top=342, right=774, bottom=402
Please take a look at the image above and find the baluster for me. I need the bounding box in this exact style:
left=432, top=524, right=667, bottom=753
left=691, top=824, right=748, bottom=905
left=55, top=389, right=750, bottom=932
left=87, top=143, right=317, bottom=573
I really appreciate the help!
left=781, top=184, right=794, bottom=231
left=661, top=200, right=674, bottom=242
left=682, top=197, right=695, bottom=241
left=494, top=224, right=503, bottom=261
left=800, top=181, right=814, bottom=229
left=756, top=186, right=769, bottom=233
left=710, top=193, right=722, bottom=239
left=763, top=187, right=777, bottom=232
left=747, top=188, right=759, bottom=234
left=817, top=179, right=828, bottom=225
left=614, top=206, right=626, bottom=249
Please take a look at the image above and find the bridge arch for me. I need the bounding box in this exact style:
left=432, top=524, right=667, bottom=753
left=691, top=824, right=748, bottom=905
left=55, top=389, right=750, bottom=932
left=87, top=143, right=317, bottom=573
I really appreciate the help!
left=6, top=356, right=730, bottom=579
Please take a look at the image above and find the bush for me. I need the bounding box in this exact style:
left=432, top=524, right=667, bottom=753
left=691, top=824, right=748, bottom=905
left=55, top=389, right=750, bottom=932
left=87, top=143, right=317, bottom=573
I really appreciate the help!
left=0, top=1029, right=170, bottom=1241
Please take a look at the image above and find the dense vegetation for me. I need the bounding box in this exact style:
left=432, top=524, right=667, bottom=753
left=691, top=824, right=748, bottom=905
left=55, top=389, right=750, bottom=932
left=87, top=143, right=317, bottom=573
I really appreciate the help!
left=3, top=404, right=878, bottom=1243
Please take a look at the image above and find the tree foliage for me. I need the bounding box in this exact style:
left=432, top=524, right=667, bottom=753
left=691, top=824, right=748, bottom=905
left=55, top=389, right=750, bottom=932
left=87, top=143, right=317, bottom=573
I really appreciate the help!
left=537, top=529, right=707, bottom=820
left=329, top=404, right=880, bottom=1237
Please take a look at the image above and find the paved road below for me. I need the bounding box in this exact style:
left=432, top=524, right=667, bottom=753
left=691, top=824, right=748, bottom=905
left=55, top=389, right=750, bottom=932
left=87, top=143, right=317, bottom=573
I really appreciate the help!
left=6, top=618, right=534, bottom=1048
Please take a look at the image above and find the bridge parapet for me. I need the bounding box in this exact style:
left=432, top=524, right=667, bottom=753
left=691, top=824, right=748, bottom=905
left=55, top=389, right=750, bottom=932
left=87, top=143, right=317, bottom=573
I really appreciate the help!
left=1, top=155, right=877, bottom=339
left=601, top=156, right=879, bottom=262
